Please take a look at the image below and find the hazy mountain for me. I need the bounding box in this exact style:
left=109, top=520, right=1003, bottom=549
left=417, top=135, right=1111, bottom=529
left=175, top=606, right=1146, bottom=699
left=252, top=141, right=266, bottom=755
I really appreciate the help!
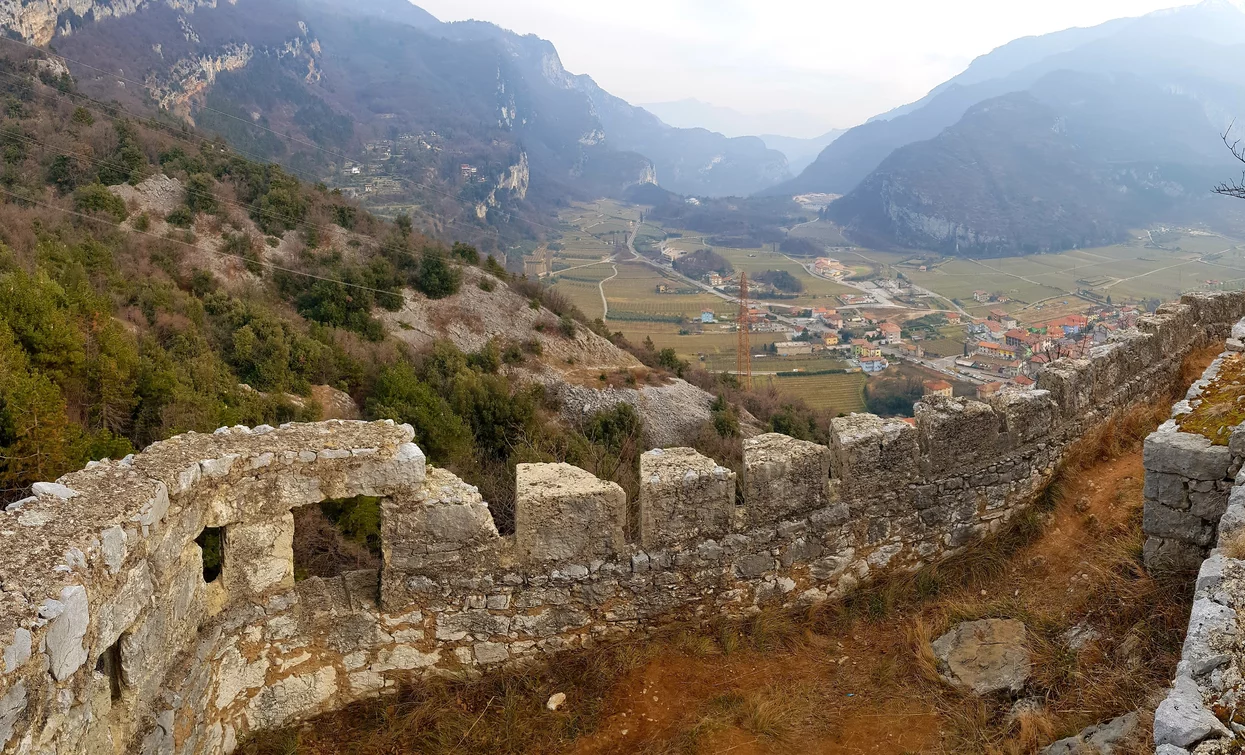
left=759, top=130, right=845, bottom=175
left=769, top=0, right=1245, bottom=199
left=825, top=69, right=1237, bottom=257
left=10, top=0, right=792, bottom=239
left=640, top=98, right=838, bottom=140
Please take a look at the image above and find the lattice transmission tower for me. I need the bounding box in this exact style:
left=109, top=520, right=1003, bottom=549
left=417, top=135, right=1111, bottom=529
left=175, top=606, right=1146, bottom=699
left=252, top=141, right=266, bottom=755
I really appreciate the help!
left=736, top=273, right=752, bottom=389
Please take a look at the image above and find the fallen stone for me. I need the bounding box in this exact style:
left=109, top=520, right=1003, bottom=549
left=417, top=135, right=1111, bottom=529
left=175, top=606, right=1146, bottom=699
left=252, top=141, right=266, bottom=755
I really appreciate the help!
left=931, top=618, right=1030, bottom=695
left=1039, top=711, right=1138, bottom=754
left=546, top=692, right=566, bottom=711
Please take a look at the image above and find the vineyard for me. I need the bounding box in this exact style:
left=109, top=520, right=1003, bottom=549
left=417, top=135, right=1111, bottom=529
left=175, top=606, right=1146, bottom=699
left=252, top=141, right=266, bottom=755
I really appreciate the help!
left=769, top=372, right=868, bottom=414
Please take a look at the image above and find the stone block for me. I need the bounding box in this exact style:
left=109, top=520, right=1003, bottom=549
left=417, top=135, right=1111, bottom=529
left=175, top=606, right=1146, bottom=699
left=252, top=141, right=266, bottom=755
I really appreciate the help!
left=515, top=464, right=626, bottom=564
left=223, top=512, right=295, bottom=597
left=829, top=413, right=919, bottom=498
left=914, top=396, right=1000, bottom=476
left=742, top=433, right=832, bottom=526
left=639, top=448, right=735, bottom=548
left=44, top=584, right=89, bottom=681
left=1143, top=504, right=1215, bottom=547
left=381, top=467, right=500, bottom=609
left=1154, top=675, right=1231, bottom=747
left=1144, top=429, right=1232, bottom=481
left=988, top=388, right=1057, bottom=446
left=1036, top=358, right=1091, bottom=419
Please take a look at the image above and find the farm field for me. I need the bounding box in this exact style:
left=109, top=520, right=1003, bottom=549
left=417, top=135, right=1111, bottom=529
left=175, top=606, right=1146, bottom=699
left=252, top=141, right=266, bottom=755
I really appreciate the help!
left=904, top=231, right=1245, bottom=311
left=765, top=372, right=868, bottom=414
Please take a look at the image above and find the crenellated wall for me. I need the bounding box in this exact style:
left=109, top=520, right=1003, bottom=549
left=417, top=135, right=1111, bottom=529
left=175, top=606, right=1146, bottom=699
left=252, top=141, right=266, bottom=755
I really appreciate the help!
left=3, top=291, right=1245, bottom=755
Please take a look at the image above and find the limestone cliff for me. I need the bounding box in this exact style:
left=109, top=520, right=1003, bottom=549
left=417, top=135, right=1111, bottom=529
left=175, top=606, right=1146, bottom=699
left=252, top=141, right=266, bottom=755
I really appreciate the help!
left=0, top=0, right=220, bottom=45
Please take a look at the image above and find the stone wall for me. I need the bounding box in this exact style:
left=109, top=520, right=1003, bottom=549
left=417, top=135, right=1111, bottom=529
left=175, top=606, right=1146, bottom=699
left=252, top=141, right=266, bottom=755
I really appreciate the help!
left=1149, top=330, right=1245, bottom=753
left=3, top=291, right=1245, bottom=755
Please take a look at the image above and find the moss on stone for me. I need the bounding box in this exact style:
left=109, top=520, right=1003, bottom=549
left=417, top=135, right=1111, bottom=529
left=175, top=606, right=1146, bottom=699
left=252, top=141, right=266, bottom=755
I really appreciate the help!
left=1177, top=354, right=1245, bottom=445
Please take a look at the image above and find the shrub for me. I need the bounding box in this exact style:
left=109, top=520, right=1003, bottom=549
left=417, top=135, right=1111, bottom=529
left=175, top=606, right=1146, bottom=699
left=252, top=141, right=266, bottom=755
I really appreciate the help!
left=414, top=251, right=461, bottom=299
left=451, top=241, right=481, bottom=265
left=165, top=206, right=194, bottom=228
left=73, top=184, right=128, bottom=222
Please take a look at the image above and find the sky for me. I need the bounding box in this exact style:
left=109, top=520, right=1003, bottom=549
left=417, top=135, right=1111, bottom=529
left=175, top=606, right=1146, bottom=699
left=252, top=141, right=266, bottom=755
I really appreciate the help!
left=413, top=0, right=1206, bottom=138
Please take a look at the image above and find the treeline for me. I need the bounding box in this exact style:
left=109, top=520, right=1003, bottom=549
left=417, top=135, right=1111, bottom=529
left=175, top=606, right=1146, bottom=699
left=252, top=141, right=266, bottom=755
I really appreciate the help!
left=646, top=196, right=808, bottom=249
left=672, top=248, right=732, bottom=280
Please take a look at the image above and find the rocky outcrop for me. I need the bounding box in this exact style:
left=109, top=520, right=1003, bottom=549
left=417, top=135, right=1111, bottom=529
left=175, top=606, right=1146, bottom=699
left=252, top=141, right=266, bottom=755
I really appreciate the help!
left=0, top=0, right=218, bottom=46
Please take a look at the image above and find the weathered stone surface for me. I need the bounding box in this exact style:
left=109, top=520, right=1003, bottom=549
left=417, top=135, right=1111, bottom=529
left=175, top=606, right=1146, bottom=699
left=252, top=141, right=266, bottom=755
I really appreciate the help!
left=1179, top=600, right=1237, bottom=676
left=223, top=513, right=295, bottom=595
left=931, top=619, right=1030, bottom=695
left=1039, top=712, right=1137, bottom=754
left=1144, top=430, right=1232, bottom=481
left=915, top=396, right=1001, bottom=476
left=381, top=468, right=499, bottom=608
left=640, top=448, right=735, bottom=548
left=989, top=388, right=1058, bottom=447
left=742, top=433, right=831, bottom=525
left=45, top=585, right=89, bottom=681
left=1154, top=676, right=1231, bottom=747
left=829, top=413, right=919, bottom=497
left=515, top=463, right=626, bottom=563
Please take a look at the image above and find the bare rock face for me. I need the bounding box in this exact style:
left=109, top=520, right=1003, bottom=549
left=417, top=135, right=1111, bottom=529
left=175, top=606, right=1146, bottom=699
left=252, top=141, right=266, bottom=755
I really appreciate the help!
left=931, top=618, right=1030, bottom=695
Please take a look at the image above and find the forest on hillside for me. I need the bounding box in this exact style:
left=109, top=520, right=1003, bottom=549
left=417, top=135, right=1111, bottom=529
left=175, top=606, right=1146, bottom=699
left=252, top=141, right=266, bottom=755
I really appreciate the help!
left=0, top=48, right=834, bottom=525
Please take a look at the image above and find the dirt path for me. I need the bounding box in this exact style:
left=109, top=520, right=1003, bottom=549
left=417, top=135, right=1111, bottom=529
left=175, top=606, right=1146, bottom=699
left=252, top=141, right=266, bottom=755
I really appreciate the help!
left=599, top=263, right=618, bottom=318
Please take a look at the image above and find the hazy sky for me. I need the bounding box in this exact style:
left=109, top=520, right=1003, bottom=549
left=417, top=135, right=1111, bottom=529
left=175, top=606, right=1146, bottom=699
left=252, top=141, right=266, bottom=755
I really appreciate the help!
left=414, top=0, right=1205, bottom=137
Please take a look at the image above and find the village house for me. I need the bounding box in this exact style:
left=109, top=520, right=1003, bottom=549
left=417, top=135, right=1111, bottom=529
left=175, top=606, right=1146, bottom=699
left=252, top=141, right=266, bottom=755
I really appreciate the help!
left=945, top=312, right=962, bottom=324
left=859, top=356, right=889, bottom=373
left=973, top=290, right=990, bottom=303
left=899, top=342, right=925, bottom=359
left=700, top=310, right=716, bottom=324
left=822, top=332, right=841, bottom=346
left=923, top=379, right=953, bottom=398
left=1011, top=374, right=1036, bottom=388
left=976, top=382, right=1007, bottom=400
left=708, top=272, right=726, bottom=287
left=662, top=247, right=688, bottom=262
left=988, top=309, right=1018, bottom=329
left=878, top=322, right=903, bottom=344
left=852, top=339, right=883, bottom=359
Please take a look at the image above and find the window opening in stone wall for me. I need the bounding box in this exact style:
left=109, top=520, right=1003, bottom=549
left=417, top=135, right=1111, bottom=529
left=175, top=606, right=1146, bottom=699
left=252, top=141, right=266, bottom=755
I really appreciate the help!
left=292, top=496, right=382, bottom=581
left=196, top=527, right=224, bottom=583
left=96, top=637, right=123, bottom=701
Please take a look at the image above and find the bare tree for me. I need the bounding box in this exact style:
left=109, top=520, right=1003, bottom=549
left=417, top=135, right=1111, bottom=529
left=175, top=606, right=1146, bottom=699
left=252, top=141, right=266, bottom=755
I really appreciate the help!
left=1214, top=122, right=1245, bottom=199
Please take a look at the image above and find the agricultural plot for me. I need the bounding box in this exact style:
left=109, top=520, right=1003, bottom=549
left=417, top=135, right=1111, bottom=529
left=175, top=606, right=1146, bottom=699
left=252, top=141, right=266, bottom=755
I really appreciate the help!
left=767, top=372, right=868, bottom=414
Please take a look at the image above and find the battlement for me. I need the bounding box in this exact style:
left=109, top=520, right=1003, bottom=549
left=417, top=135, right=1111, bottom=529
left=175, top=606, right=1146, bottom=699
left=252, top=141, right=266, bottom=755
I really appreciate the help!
left=5, top=291, right=1245, bottom=755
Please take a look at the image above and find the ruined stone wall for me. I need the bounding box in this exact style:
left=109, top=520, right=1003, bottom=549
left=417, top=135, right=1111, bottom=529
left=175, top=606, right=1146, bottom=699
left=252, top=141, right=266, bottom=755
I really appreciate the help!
left=1146, top=326, right=1245, bottom=754
left=3, top=291, right=1244, bottom=755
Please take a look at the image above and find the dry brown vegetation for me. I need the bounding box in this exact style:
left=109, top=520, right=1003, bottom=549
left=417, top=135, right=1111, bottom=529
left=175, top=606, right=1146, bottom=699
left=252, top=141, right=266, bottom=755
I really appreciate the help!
left=237, top=348, right=1218, bottom=755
